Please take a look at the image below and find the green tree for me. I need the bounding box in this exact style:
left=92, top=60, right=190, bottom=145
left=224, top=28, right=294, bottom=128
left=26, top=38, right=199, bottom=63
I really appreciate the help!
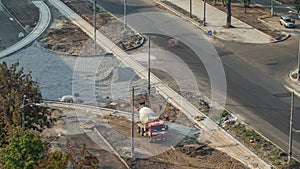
left=295, top=0, right=300, bottom=14
left=240, top=0, right=251, bottom=13
left=37, top=151, right=69, bottom=169
left=0, top=131, right=45, bottom=169
left=0, top=61, right=55, bottom=147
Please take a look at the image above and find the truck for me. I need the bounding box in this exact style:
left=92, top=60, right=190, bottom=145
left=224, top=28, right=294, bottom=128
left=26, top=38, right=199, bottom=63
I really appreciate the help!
left=137, top=106, right=168, bottom=142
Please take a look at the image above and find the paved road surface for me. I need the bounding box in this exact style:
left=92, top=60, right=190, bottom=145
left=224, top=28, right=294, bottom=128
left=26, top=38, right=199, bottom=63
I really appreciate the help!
left=0, top=4, right=24, bottom=49
left=49, top=0, right=272, bottom=167
left=96, top=0, right=300, bottom=160
left=0, top=1, right=51, bottom=58
left=252, top=0, right=296, bottom=15
left=96, top=0, right=167, bottom=16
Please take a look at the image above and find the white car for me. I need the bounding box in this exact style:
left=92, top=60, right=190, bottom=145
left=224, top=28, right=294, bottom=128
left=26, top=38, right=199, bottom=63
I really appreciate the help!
left=280, top=16, right=295, bottom=28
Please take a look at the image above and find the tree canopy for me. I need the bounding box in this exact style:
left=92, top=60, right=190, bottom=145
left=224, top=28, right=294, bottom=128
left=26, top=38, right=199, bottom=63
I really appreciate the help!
left=295, top=0, right=300, bottom=13
left=0, top=61, right=55, bottom=147
left=0, top=61, right=99, bottom=168
left=0, top=131, right=45, bottom=169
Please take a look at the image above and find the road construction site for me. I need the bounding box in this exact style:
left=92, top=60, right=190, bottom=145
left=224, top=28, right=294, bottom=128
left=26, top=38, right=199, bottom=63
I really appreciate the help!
left=36, top=0, right=273, bottom=168
left=4, top=0, right=293, bottom=168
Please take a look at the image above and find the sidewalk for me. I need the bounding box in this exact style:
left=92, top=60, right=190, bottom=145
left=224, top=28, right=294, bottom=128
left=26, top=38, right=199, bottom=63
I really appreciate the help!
left=157, top=0, right=275, bottom=43
left=49, top=0, right=272, bottom=168
left=0, top=1, right=51, bottom=58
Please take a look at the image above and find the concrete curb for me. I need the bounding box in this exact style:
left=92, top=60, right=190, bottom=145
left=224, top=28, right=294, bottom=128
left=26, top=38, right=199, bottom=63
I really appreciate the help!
left=202, top=0, right=275, bottom=43
left=0, top=1, right=29, bottom=33
left=274, top=0, right=283, bottom=5
left=122, top=35, right=145, bottom=51
left=222, top=108, right=280, bottom=168
left=289, top=69, right=298, bottom=82
left=258, top=17, right=291, bottom=42
left=93, top=128, right=130, bottom=169
left=50, top=0, right=272, bottom=167
left=156, top=0, right=277, bottom=44
left=0, top=1, right=51, bottom=59
left=155, top=0, right=217, bottom=40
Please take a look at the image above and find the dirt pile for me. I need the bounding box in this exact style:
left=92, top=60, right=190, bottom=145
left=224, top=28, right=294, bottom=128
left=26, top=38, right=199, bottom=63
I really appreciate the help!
left=125, top=140, right=247, bottom=169
left=42, top=19, right=91, bottom=55
left=103, top=113, right=247, bottom=169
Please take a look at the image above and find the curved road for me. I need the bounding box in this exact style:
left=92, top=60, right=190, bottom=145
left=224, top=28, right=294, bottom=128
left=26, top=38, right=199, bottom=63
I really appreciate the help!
left=0, top=4, right=24, bottom=49
left=0, top=1, right=51, bottom=58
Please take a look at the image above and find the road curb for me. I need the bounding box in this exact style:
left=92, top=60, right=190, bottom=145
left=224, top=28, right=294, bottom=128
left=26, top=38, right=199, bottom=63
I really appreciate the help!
left=154, top=0, right=219, bottom=40
left=0, top=1, right=51, bottom=59
left=156, top=0, right=276, bottom=44
left=0, top=1, right=29, bottom=33
left=50, top=1, right=272, bottom=167
left=93, top=128, right=130, bottom=169
left=258, top=17, right=291, bottom=43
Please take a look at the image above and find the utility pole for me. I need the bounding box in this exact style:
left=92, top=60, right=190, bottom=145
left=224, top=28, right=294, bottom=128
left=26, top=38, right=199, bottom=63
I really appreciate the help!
left=124, top=0, right=127, bottom=31
left=271, top=0, right=274, bottom=16
left=190, top=0, right=192, bottom=18
left=21, top=95, right=26, bottom=129
left=288, top=91, right=294, bottom=164
left=131, top=87, right=135, bottom=158
left=94, top=0, right=97, bottom=55
left=203, top=0, right=207, bottom=26
left=297, top=41, right=300, bottom=80
left=148, top=35, right=151, bottom=96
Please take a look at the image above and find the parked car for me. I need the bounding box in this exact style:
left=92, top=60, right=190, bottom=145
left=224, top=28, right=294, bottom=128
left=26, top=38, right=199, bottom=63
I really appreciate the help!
left=279, top=16, right=295, bottom=28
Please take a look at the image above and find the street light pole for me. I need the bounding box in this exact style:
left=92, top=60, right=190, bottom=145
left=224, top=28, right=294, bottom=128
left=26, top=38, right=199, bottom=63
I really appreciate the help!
left=190, top=0, right=192, bottom=18
left=94, top=0, right=96, bottom=55
left=297, top=38, right=300, bottom=80
left=131, top=87, right=135, bottom=158
left=288, top=91, right=294, bottom=164
left=124, top=0, right=127, bottom=31
left=203, top=0, right=207, bottom=26
left=271, top=0, right=274, bottom=16
left=148, top=35, right=151, bottom=96
left=21, top=95, right=26, bottom=129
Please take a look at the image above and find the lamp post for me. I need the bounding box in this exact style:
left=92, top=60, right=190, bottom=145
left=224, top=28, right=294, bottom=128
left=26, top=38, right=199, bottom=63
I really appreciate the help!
left=124, top=0, right=127, bottom=31
left=21, top=95, right=26, bottom=129
left=148, top=35, right=151, bottom=96
left=287, top=91, right=300, bottom=164
left=190, top=0, right=192, bottom=18
left=131, top=87, right=135, bottom=158
left=297, top=38, right=300, bottom=80
left=271, top=0, right=274, bottom=16
left=288, top=91, right=294, bottom=163
left=203, top=0, right=207, bottom=26
left=93, top=0, right=96, bottom=55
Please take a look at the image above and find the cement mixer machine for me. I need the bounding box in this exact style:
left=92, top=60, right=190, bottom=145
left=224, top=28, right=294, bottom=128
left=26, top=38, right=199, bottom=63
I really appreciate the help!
left=137, top=106, right=168, bottom=142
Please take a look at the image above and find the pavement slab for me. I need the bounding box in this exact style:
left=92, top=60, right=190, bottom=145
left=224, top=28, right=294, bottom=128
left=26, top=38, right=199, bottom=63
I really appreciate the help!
left=160, top=0, right=275, bottom=43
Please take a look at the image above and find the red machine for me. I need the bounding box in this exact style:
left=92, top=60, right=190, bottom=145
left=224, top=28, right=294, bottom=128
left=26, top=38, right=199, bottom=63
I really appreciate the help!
left=137, top=107, right=168, bottom=142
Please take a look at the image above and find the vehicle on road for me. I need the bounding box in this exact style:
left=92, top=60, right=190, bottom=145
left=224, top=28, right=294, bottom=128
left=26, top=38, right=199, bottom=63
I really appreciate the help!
left=137, top=106, right=168, bottom=142
left=279, top=16, right=295, bottom=28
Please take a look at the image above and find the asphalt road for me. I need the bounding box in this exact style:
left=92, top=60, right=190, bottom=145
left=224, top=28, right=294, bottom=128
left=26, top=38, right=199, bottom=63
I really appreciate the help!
left=0, top=4, right=25, bottom=49
left=97, top=0, right=300, bottom=160
left=96, top=0, right=167, bottom=16
left=252, top=0, right=296, bottom=15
